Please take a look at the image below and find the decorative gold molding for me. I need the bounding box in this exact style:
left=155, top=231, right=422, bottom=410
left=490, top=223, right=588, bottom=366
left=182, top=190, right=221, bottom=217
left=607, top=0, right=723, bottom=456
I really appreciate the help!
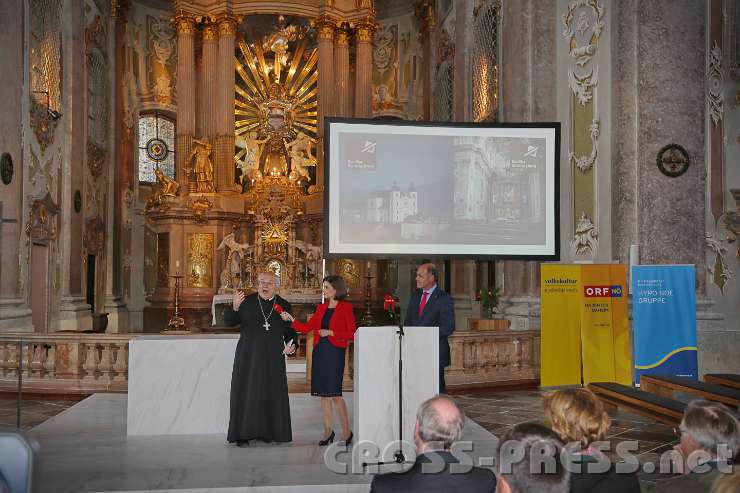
left=84, top=216, right=106, bottom=256
left=217, top=15, right=238, bottom=37
left=85, top=14, right=106, bottom=51
left=314, top=15, right=337, bottom=40
left=563, top=0, right=604, bottom=255
left=172, top=11, right=196, bottom=35
left=187, top=233, right=214, bottom=288
left=335, top=24, right=350, bottom=47
left=87, top=141, right=106, bottom=178
left=355, top=20, right=377, bottom=42
left=202, top=21, right=218, bottom=41
left=25, top=192, right=60, bottom=244
left=414, top=0, right=436, bottom=33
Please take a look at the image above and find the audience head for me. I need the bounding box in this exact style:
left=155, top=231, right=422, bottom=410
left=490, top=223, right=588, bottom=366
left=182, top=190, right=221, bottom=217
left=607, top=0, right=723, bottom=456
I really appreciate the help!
left=543, top=388, right=610, bottom=450
left=497, top=423, right=570, bottom=493
left=322, top=275, right=348, bottom=301
left=415, top=263, right=439, bottom=290
left=414, top=394, right=465, bottom=453
left=678, top=400, right=740, bottom=461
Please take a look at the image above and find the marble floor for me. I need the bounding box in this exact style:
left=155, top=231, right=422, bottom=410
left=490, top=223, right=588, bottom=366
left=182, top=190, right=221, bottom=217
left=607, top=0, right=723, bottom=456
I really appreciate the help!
left=1, top=387, right=693, bottom=491
left=23, top=392, right=499, bottom=493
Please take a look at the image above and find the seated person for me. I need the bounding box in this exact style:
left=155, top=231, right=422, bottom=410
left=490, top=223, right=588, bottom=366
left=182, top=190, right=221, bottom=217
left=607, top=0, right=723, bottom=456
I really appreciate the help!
left=543, top=388, right=640, bottom=493
left=497, top=422, right=570, bottom=493
left=647, top=399, right=739, bottom=492
left=370, top=394, right=497, bottom=492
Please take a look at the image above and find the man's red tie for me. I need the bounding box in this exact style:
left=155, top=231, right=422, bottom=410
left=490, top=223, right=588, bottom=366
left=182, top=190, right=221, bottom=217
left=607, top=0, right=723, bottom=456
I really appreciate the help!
left=418, top=290, right=429, bottom=317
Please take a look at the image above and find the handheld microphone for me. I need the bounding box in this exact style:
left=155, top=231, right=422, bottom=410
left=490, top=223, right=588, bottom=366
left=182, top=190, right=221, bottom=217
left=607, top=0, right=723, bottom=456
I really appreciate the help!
left=384, top=293, right=400, bottom=320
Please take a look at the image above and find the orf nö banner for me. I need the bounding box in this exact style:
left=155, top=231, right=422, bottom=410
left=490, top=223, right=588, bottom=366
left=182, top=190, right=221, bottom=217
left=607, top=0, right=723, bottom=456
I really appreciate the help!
left=632, top=265, right=697, bottom=384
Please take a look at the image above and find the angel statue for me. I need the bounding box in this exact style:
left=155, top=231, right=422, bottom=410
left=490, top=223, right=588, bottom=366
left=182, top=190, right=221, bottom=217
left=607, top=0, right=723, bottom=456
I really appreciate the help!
left=145, top=166, right=179, bottom=212
left=188, top=137, right=215, bottom=193
left=284, top=131, right=316, bottom=181
left=235, top=132, right=269, bottom=187
left=217, top=225, right=253, bottom=291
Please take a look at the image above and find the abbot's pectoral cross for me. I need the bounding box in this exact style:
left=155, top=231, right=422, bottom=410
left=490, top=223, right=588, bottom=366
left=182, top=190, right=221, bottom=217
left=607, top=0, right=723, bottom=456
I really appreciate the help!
left=263, top=320, right=270, bottom=331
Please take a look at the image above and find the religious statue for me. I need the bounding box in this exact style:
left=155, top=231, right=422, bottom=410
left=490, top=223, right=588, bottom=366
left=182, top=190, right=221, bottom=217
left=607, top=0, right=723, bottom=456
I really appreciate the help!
left=235, top=132, right=269, bottom=187
left=188, top=137, right=215, bottom=193
left=261, top=16, right=301, bottom=80
left=217, top=224, right=254, bottom=291
left=284, top=131, right=316, bottom=181
left=145, top=166, right=179, bottom=212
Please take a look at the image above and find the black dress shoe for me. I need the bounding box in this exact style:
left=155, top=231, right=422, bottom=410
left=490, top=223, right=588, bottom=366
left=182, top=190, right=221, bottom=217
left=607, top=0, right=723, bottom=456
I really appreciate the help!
left=319, top=430, right=335, bottom=446
left=236, top=440, right=250, bottom=447
left=342, top=431, right=353, bottom=446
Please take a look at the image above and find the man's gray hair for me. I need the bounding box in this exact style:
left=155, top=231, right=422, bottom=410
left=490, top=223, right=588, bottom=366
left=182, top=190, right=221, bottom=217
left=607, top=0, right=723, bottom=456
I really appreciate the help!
left=681, top=400, right=740, bottom=457
left=257, top=271, right=280, bottom=287
left=416, top=394, right=465, bottom=449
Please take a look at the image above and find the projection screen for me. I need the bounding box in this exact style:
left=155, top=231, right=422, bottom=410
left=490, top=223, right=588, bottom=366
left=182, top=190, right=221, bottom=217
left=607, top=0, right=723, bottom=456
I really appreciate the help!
left=324, top=119, right=560, bottom=259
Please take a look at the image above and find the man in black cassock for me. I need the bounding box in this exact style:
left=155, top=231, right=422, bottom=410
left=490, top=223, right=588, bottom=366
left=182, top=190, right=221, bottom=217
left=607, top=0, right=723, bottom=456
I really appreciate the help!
left=224, top=271, right=297, bottom=446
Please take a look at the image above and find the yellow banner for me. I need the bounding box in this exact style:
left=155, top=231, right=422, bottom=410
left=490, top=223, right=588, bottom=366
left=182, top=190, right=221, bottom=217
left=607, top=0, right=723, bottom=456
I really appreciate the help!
left=609, top=265, right=632, bottom=385
left=540, top=264, right=582, bottom=386
left=540, top=264, right=632, bottom=387
left=580, top=265, right=617, bottom=384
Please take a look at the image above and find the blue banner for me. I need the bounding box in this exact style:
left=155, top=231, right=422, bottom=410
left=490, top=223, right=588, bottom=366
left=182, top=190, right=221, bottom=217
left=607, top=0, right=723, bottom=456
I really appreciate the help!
left=631, top=265, right=697, bottom=384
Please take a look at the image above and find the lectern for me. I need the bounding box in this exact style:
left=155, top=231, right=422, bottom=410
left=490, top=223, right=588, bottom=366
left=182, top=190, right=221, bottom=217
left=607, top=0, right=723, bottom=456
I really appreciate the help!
left=353, top=325, right=439, bottom=463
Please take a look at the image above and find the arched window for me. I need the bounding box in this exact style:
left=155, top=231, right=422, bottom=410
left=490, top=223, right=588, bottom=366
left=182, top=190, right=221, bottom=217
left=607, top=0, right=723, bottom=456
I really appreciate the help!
left=138, top=113, right=175, bottom=183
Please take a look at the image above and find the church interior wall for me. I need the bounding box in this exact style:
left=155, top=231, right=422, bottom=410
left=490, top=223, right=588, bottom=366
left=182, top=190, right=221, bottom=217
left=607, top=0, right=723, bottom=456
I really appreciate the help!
left=0, top=0, right=737, bottom=373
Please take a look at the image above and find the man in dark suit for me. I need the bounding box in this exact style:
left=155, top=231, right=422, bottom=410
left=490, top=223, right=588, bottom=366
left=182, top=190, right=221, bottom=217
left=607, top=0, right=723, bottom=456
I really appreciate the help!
left=370, top=394, right=496, bottom=492
left=404, top=263, right=455, bottom=392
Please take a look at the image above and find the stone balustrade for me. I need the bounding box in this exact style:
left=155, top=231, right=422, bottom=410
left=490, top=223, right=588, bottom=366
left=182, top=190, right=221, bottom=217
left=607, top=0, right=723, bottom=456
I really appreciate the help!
left=0, top=333, right=134, bottom=393
left=446, top=329, right=540, bottom=387
left=0, top=329, right=539, bottom=394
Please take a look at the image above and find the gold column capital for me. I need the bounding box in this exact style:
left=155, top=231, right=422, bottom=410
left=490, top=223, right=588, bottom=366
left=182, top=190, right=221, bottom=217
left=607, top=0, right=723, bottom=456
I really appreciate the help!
left=172, top=11, right=196, bottom=35
left=217, top=14, right=239, bottom=37
left=335, top=23, right=351, bottom=47
left=354, top=19, right=377, bottom=43
left=314, top=15, right=338, bottom=41
left=202, top=21, right=218, bottom=41
left=414, top=0, right=437, bottom=33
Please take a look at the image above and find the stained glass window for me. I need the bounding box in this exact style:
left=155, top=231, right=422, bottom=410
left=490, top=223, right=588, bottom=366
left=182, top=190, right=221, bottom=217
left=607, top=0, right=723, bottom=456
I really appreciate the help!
left=138, top=114, right=175, bottom=183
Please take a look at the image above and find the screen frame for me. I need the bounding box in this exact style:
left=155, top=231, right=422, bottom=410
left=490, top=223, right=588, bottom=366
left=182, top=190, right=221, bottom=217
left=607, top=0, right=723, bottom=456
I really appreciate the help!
left=323, top=117, right=561, bottom=261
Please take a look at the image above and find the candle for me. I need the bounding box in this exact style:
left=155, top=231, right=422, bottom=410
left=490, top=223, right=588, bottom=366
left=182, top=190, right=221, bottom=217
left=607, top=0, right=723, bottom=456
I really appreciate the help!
left=176, top=260, right=180, bottom=269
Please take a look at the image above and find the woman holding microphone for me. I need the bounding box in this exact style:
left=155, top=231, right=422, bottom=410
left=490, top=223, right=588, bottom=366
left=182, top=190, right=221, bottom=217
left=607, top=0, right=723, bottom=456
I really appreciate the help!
left=280, top=275, right=356, bottom=446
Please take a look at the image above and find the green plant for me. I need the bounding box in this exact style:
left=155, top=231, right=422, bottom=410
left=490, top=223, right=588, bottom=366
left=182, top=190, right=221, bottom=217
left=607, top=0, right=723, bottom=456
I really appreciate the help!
left=477, top=287, right=501, bottom=319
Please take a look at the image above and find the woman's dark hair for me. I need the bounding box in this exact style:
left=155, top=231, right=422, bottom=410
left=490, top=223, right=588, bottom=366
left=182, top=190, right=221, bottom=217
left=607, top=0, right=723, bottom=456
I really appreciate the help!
left=323, top=275, right=348, bottom=300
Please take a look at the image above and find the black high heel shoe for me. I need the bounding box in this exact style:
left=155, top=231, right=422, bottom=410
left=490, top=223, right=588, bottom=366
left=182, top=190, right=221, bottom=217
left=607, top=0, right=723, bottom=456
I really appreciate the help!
left=342, top=431, right=353, bottom=446
left=319, top=430, right=335, bottom=446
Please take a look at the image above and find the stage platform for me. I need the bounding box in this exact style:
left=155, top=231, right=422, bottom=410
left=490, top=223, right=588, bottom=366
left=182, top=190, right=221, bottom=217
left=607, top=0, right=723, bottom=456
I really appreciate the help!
left=29, top=393, right=499, bottom=493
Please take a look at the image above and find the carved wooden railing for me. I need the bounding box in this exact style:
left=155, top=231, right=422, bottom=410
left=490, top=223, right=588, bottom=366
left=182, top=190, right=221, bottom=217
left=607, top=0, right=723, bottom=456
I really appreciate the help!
left=446, top=329, right=540, bottom=386
left=0, top=333, right=134, bottom=393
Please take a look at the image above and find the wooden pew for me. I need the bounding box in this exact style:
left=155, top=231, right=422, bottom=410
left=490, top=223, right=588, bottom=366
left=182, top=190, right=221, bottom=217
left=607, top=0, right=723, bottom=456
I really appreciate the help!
left=588, top=382, right=686, bottom=426
left=704, top=373, right=740, bottom=391
left=640, top=375, right=740, bottom=408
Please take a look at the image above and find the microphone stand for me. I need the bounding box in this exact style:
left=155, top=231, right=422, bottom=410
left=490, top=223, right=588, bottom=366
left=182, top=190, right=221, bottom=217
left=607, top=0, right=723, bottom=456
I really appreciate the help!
left=363, top=302, right=407, bottom=469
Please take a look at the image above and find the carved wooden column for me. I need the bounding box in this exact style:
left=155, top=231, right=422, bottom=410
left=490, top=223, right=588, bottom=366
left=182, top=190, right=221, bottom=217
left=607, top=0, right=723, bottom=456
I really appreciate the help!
left=215, top=15, right=237, bottom=192
left=334, top=25, right=351, bottom=117
left=354, top=20, right=376, bottom=118
left=316, top=17, right=335, bottom=191
left=415, top=1, right=436, bottom=121
left=200, top=21, right=218, bottom=139
left=173, top=12, right=196, bottom=191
